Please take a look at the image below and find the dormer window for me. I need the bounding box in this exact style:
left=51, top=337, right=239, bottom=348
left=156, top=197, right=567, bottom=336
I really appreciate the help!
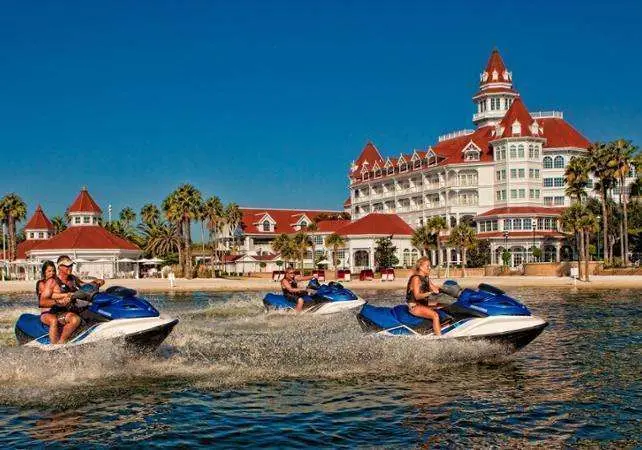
left=375, top=169, right=382, bottom=178
left=413, top=160, right=421, bottom=169
left=74, top=217, right=81, bottom=224
left=399, top=164, right=407, bottom=172
left=300, top=220, right=307, bottom=228
left=464, top=150, right=480, bottom=161
left=512, top=120, right=521, bottom=136
left=387, top=167, right=394, bottom=175
left=29, top=232, right=34, bottom=239
left=364, top=172, right=370, bottom=180
left=262, top=220, right=271, bottom=232
left=83, top=216, right=90, bottom=224
left=38, top=232, right=44, bottom=239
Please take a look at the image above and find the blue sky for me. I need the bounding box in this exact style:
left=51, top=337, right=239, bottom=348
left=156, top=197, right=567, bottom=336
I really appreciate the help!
left=1, top=0, right=641, bottom=221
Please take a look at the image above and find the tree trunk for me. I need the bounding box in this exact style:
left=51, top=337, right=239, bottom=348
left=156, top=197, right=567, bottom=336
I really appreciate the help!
left=584, top=230, right=590, bottom=281
left=185, top=218, right=193, bottom=279
left=622, top=175, right=629, bottom=265
left=8, top=217, right=15, bottom=261
left=462, top=248, right=467, bottom=278
left=333, top=245, right=339, bottom=279
left=601, top=186, right=609, bottom=265
left=578, top=230, right=585, bottom=281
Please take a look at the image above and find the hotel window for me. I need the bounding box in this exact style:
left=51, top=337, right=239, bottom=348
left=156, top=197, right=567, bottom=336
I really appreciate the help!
left=511, top=189, right=517, bottom=199
left=518, top=145, right=524, bottom=158
left=300, top=221, right=308, bottom=228
left=74, top=217, right=81, bottom=224
left=83, top=216, right=90, bottom=224
left=544, top=178, right=554, bottom=187
left=400, top=164, right=407, bottom=172
left=313, top=235, right=324, bottom=245
left=553, top=177, right=564, bottom=187
left=496, top=171, right=501, bottom=180
left=92, top=217, right=97, bottom=224
left=414, top=160, right=421, bottom=169
left=511, top=169, right=517, bottom=179
left=363, top=172, right=370, bottom=180
left=554, top=156, right=564, bottom=168
left=502, top=190, right=507, bottom=200
left=38, top=232, right=44, bottom=238
left=518, top=169, right=525, bottom=178
left=529, top=169, right=534, bottom=178
left=510, top=145, right=517, bottom=159
left=523, top=219, right=532, bottom=230
left=504, top=98, right=509, bottom=109
left=543, top=156, right=553, bottom=169
left=535, top=169, right=540, bottom=179
left=262, top=221, right=271, bottom=232
left=512, top=218, right=522, bottom=230
left=554, top=196, right=565, bottom=205
left=534, top=146, right=540, bottom=158
left=529, top=189, right=534, bottom=199
left=375, top=170, right=382, bottom=178
left=29, top=232, right=34, bottom=239
left=504, top=219, right=512, bottom=230
left=387, top=167, right=394, bottom=175
left=535, top=189, right=540, bottom=198
left=519, top=189, right=525, bottom=198
left=528, top=144, right=534, bottom=158
left=544, top=196, right=553, bottom=206
left=496, top=191, right=502, bottom=200
left=502, top=169, right=506, bottom=180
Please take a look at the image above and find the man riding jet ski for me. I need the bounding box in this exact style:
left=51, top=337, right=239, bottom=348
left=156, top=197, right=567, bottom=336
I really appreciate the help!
left=263, top=277, right=366, bottom=315
left=357, top=280, right=548, bottom=351
left=16, top=283, right=178, bottom=351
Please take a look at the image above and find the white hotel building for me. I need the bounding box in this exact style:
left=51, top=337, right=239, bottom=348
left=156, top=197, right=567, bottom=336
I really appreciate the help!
left=346, top=49, right=594, bottom=266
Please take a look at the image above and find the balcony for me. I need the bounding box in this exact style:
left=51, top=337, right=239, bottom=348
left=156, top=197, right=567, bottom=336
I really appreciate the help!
left=531, top=111, right=563, bottom=119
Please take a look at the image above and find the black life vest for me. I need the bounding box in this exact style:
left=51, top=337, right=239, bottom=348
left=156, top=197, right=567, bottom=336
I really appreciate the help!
left=406, top=274, right=431, bottom=303
left=282, top=279, right=298, bottom=300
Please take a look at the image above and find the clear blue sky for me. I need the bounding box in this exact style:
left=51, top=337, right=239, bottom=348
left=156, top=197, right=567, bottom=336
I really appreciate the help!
left=1, top=0, right=641, bottom=221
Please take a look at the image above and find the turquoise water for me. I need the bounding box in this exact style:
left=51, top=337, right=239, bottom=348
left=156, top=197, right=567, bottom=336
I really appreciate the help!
left=0, top=288, right=640, bottom=448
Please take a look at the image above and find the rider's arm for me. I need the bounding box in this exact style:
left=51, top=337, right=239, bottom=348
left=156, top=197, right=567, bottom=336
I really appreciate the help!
left=39, top=279, right=70, bottom=307
left=282, top=279, right=305, bottom=294
left=428, top=279, right=441, bottom=294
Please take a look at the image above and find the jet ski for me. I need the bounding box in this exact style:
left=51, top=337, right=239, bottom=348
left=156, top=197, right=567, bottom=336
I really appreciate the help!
left=263, top=278, right=366, bottom=314
left=15, top=284, right=178, bottom=351
left=357, top=280, right=547, bottom=351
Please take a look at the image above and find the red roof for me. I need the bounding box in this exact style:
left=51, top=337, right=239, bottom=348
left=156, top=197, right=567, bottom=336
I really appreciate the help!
left=68, top=188, right=102, bottom=214
left=28, top=226, right=139, bottom=252
left=432, top=126, right=495, bottom=163
left=16, top=240, right=42, bottom=260
left=316, top=220, right=350, bottom=233
left=477, top=206, right=565, bottom=217
left=481, top=48, right=510, bottom=85
left=497, top=98, right=537, bottom=138
left=24, top=205, right=53, bottom=231
left=343, top=197, right=352, bottom=208
left=240, top=208, right=343, bottom=235
left=538, top=117, right=590, bottom=148
left=336, top=213, right=414, bottom=236
left=351, top=142, right=384, bottom=176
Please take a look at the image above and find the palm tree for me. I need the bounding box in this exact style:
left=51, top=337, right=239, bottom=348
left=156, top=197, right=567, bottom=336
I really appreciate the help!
left=51, top=215, right=67, bottom=235
left=578, top=210, right=599, bottom=281
left=162, top=185, right=202, bottom=278
left=119, top=207, right=136, bottom=229
left=325, top=233, right=346, bottom=276
left=588, top=142, right=616, bottom=264
left=224, top=203, right=242, bottom=253
left=411, top=225, right=434, bottom=258
left=140, top=204, right=160, bottom=226
left=293, top=232, right=313, bottom=272
left=142, top=221, right=182, bottom=258
left=202, top=196, right=224, bottom=275
left=272, top=233, right=295, bottom=268
left=612, top=139, right=637, bottom=264
left=561, top=204, right=585, bottom=281
left=447, top=224, right=477, bottom=277
left=0, top=194, right=27, bottom=260
left=425, top=216, right=448, bottom=268
left=565, top=156, right=590, bottom=204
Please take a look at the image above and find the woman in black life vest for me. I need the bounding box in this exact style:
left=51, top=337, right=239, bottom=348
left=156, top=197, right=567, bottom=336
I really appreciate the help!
left=406, top=256, right=443, bottom=336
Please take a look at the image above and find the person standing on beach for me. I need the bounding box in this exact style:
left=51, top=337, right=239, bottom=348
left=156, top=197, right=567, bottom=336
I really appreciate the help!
left=168, top=269, right=176, bottom=288
left=280, top=267, right=316, bottom=312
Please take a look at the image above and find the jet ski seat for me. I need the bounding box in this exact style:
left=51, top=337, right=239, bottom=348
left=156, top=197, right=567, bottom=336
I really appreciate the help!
left=16, top=314, right=49, bottom=339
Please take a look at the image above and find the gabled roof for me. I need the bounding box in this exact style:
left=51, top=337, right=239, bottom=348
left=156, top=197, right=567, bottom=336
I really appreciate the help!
left=28, top=226, right=139, bottom=252
left=316, top=220, right=351, bottom=233
left=16, top=240, right=42, bottom=260
left=336, top=213, right=414, bottom=236
left=351, top=142, right=384, bottom=175
left=537, top=117, right=590, bottom=148
left=476, top=206, right=565, bottom=218
left=240, top=208, right=343, bottom=234
left=24, top=205, right=53, bottom=231
left=497, top=98, right=537, bottom=138
left=68, top=188, right=102, bottom=214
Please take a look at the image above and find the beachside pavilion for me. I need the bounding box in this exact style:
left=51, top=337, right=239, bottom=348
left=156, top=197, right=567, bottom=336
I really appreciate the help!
left=13, top=188, right=142, bottom=280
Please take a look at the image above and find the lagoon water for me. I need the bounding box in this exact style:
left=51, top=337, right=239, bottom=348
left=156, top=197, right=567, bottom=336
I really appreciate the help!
left=0, top=287, right=639, bottom=448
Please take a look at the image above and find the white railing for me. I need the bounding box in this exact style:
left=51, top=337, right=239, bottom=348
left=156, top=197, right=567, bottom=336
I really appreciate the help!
left=531, top=111, right=563, bottom=119
left=438, top=129, right=475, bottom=142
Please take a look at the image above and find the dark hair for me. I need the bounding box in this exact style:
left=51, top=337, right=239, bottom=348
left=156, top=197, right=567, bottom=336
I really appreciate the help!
left=40, top=260, right=56, bottom=280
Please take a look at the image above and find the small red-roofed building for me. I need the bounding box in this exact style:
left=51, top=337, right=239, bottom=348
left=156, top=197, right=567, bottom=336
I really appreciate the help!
left=21, top=188, right=141, bottom=278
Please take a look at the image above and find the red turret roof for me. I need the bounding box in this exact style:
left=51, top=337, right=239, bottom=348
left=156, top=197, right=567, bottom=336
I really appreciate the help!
left=24, top=205, right=53, bottom=231
left=497, top=98, right=537, bottom=138
left=68, top=188, right=102, bottom=214
left=481, top=48, right=510, bottom=85
left=351, top=142, right=384, bottom=176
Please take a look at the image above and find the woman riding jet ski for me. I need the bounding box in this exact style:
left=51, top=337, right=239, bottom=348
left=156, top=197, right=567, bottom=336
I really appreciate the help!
left=15, top=284, right=178, bottom=351
left=357, top=280, right=548, bottom=351
left=263, top=278, right=366, bottom=315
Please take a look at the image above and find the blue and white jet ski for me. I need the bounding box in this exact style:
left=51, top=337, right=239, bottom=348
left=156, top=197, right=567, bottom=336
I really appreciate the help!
left=15, top=284, right=178, bottom=351
left=263, top=279, right=366, bottom=314
left=357, top=281, right=547, bottom=351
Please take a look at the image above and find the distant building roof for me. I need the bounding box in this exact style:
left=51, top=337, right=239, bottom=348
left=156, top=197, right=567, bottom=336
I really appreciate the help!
left=24, top=205, right=53, bottom=231
left=68, top=187, right=102, bottom=214
left=239, top=207, right=343, bottom=235
left=28, top=226, right=139, bottom=252
left=336, top=213, right=414, bottom=236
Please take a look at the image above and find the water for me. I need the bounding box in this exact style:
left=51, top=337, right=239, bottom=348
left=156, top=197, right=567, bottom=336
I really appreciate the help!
left=0, top=287, right=639, bottom=448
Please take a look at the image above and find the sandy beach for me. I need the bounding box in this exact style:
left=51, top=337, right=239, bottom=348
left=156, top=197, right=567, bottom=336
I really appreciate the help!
left=2, top=275, right=642, bottom=294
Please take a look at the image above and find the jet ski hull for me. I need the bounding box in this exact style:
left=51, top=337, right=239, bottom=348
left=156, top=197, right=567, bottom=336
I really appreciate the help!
left=263, top=294, right=365, bottom=315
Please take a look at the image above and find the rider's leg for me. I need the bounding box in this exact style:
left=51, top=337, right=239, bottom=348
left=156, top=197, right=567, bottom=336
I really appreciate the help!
left=59, top=313, right=81, bottom=344
left=41, top=313, right=59, bottom=344
left=410, top=305, right=442, bottom=336
left=295, top=297, right=304, bottom=312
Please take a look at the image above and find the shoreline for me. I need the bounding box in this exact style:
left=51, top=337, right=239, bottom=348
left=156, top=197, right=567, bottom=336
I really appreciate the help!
left=1, top=275, right=641, bottom=295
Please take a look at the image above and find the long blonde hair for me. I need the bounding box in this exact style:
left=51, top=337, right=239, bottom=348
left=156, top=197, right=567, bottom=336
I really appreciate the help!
left=415, top=256, right=431, bottom=272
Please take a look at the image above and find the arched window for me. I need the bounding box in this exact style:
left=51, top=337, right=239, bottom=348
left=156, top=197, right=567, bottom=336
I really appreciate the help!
left=554, top=156, right=564, bottom=168
left=403, top=249, right=411, bottom=267
left=543, top=156, right=553, bottom=169
left=262, top=220, right=271, bottom=232
left=411, top=249, right=419, bottom=266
